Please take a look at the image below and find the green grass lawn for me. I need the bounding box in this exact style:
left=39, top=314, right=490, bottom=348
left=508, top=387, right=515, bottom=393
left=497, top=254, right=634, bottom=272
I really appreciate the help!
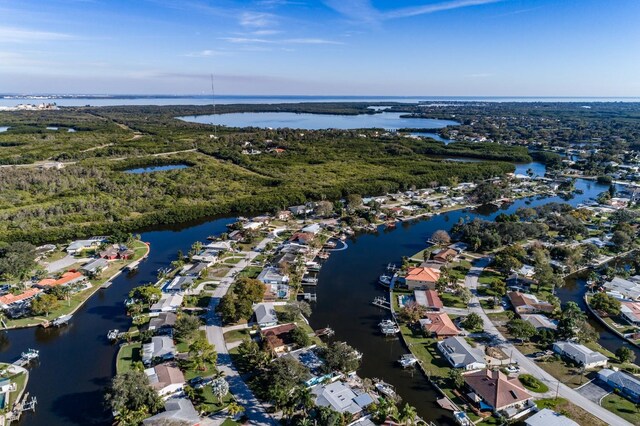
left=440, top=292, right=466, bottom=309
left=478, top=269, right=503, bottom=285
left=116, top=342, right=142, bottom=373
left=518, top=373, right=549, bottom=393
left=399, top=324, right=451, bottom=378
left=238, top=266, right=262, bottom=279
left=601, top=393, right=640, bottom=425
left=195, top=386, right=234, bottom=414
left=224, top=328, right=251, bottom=343
left=184, top=294, right=212, bottom=308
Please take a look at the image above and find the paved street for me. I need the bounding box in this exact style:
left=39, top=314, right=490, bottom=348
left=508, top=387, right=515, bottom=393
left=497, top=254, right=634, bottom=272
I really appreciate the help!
left=205, top=235, right=277, bottom=426
left=465, top=258, right=633, bottom=426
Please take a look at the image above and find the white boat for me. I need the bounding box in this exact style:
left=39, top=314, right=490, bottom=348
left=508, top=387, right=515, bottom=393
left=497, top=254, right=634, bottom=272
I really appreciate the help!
left=380, top=320, right=400, bottom=335
left=21, top=349, right=39, bottom=361
left=398, top=354, right=418, bottom=368
left=374, top=381, right=396, bottom=398
left=107, top=329, right=120, bottom=340
left=378, top=275, right=392, bottom=286
left=379, top=319, right=395, bottom=327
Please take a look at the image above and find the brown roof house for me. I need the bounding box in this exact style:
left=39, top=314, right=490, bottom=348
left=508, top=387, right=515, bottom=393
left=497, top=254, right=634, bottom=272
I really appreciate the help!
left=507, top=291, right=555, bottom=315
left=145, top=362, right=185, bottom=399
left=419, top=312, right=460, bottom=339
left=404, top=266, right=441, bottom=290
left=261, top=323, right=297, bottom=354
left=463, top=369, right=535, bottom=419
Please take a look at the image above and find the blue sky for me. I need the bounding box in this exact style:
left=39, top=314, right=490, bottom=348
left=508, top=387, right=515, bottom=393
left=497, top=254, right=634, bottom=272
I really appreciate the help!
left=1, top=0, right=639, bottom=95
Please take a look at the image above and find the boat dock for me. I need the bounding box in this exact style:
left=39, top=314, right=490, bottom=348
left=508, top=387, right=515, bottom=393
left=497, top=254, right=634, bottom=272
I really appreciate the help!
left=371, top=296, right=391, bottom=310
left=5, top=392, right=37, bottom=424
left=13, top=349, right=39, bottom=367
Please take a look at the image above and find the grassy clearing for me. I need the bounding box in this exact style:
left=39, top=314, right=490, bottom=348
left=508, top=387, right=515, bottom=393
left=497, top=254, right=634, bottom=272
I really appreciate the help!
left=116, top=342, right=142, bottom=373
left=518, top=373, right=549, bottom=393
left=601, top=393, right=640, bottom=425
left=224, top=328, right=251, bottom=343
left=196, top=387, right=234, bottom=414
left=440, top=292, right=466, bottom=309
left=399, top=324, right=451, bottom=378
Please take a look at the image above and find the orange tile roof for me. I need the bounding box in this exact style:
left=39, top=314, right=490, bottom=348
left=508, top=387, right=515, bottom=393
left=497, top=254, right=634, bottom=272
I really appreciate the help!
left=463, top=369, right=532, bottom=410
left=38, top=271, right=84, bottom=288
left=406, top=266, right=441, bottom=283
left=0, top=288, right=42, bottom=305
left=421, top=312, right=460, bottom=337
left=425, top=290, right=444, bottom=309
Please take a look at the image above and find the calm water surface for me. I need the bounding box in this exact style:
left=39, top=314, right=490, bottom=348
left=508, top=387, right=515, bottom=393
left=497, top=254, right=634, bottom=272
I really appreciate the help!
left=179, top=112, right=459, bottom=131
left=124, top=164, right=190, bottom=174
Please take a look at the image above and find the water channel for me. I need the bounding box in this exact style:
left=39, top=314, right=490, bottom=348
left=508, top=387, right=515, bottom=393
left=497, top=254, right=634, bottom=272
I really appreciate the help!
left=0, top=153, right=632, bottom=424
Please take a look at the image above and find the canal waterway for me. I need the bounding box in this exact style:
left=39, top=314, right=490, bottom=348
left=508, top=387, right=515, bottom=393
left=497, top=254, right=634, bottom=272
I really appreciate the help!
left=0, top=157, right=631, bottom=425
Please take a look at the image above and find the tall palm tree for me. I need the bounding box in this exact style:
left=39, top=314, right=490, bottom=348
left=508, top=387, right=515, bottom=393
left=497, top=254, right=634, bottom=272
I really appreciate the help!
left=399, top=403, right=418, bottom=425
left=226, top=401, right=244, bottom=417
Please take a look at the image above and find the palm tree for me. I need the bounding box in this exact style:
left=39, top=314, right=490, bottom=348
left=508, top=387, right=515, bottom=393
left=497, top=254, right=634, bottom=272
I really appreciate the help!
left=399, top=403, right=418, bottom=425
left=295, top=387, right=314, bottom=415
left=226, top=401, right=244, bottom=417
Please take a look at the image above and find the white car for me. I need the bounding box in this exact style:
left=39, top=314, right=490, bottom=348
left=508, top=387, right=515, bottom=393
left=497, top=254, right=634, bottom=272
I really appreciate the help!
left=505, top=365, right=520, bottom=374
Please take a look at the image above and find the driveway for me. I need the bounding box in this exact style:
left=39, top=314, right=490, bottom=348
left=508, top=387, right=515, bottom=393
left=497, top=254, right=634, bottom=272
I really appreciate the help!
left=44, top=255, right=89, bottom=273
left=576, top=380, right=611, bottom=403
left=465, top=257, right=633, bottom=426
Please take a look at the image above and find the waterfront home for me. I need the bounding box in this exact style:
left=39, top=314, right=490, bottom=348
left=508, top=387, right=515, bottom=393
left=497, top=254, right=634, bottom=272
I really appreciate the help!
left=524, top=408, right=578, bottom=426
left=277, top=210, right=293, bottom=220
left=311, top=380, right=374, bottom=420
left=288, top=232, right=315, bottom=245
left=414, top=290, right=443, bottom=311
left=552, top=341, right=608, bottom=369
left=99, top=244, right=133, bottom=260
left=437, top=336, right=486, bottom=370
left=280, top=243, right=309, bottom=255
left=620, top=301, right=640, bottom=326
left=80, top=258, right=109, bottom=277
left=507, top=291, right=555, bottom=315
left=419, top=312, right=460, bottom=338
left=260, top=323, right=297, bottom=354
left=142, top=398, right=200, bottom=426
left=257, top=267, right=290, bottom=298
left=204, top=241, right=234, bottom=252
left=432, top=248, right=457, bottom=264
left=604, top=277, right=640, bottom=301
left=37, top=271, right=87, bottom=289
left=520, top=314, right=558, bottom=330
left=163, top=276, right=195, bottom=293
left=148, top=312, right=177, bottom=335
left=254, top=302, right=278, bottom=328
left=228, top=230, right=244, bottom=241
left=182, top=262, right=208, bottom=277
left=65, top=237, right=105, bottom=255
left=597, top=368, right=640, bottom=403
left=242, top=221, right=262, bottom=231
left=0, top=287, right=42, bottom=311
left=301, top=223, right=322, bottom=234
left=285, top=346, right=332, bottom=387
left=150, top=294, right=183, bottom=313
left=145, top=363, right=185, bottom=399
left=404, top=266, right=441, bottom=290
left=191, top=249, right=219, bottom=265
left=142, top=336, right=176, bottom=366
left=289, top=204, right=314, bottom=216
left=448, top=242, right=468, bottom=253
left=463, top=369, right=535, bottom=419
left=0, top=378, right=16, bottom=410
left=272, top=251, right=298, bottom=267
left=515, top=265, right=536, bottom=278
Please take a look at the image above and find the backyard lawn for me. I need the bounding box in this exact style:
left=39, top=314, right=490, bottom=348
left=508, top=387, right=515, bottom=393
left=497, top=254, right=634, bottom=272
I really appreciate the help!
left=116, top=342, right=142, bottom=373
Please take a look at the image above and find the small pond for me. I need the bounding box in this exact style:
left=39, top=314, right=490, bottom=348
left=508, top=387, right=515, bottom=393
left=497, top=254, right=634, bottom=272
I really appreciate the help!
left=123, top=164, right=190, bottom=174
left=0, top=127, right=9, bottom=132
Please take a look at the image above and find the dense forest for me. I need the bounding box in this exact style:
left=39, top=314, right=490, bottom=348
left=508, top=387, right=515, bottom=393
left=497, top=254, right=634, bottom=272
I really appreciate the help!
left=0, top=104, right=526, bottom=243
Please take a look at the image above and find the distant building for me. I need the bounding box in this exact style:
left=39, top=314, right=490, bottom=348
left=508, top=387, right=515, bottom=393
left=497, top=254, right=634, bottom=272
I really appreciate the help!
left=37, top=271, right=87, bottom=289
left=0, top=288, right=42, bottom=310
left=163, top=276, right=195, bottom=293
left=261, top=323, right=297, bottom=354
left=552, top=341, right=608, bottom=369
left=148, top=312, right=177, bottom=335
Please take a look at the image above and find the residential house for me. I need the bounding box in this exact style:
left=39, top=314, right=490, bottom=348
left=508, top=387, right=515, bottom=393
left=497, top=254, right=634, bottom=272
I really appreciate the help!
left=257, top=267, right=290, bottom=299
left=183, top=262, right=208, bottom=278
left=604, top=277, right=640, bottom=301
left=142, top=398, right=200, bottom=426
left=414, top=290, right=443, bottom=311
left=242, top=221, right=262, bottom=231
left=163, top=276, right=195, bottom=293
left=191, top=249, right=218, bottom=265
left=288, top=232, right=314, bottom=245
left=525, top=408, right=579, bottom=426
left=289, top=204, right=313, bottom=216
left=277, top=210, right=293, bottom=221
left=621, top=301, right=640, bottom=326
left=463, top=369, right=535, bottom=418
left=311, top=380, right=374, bottom=420
left=204, top=241, right=233, bottom=252
left=254, top=302, right=278, bottom=328
left=148, top=312, right=177, bottom=335
left=301, top=223, right=321, bottom=234
left=145, top=363, right=185, bottom=398
left=598, top=368, right=640, bottom=403
left=419, top=312, right=460, bottom=338
left=507, top=291, right=555, bottom=315
left=99, top=245, right=119, bottom=260
left=432, top=248, right=457, bottom=264
left=142, top=336, right=176, bottom=366
left=515, top=265, right=536, bottom=278
left=272, top=252, right=298, bottom=267
left=404, top=266, right=441, bottom=290
left=437, top=336, right=486, bottom=370
left=150, top=294, right=183, bottom=313
left=448, top=242, right=468, bottom=253
left=520, top=314, right=558, bottom=330
left=80, top=258, right=109, bottom=277
left=0, top=288, right=42, bottom=310
left=228, top=230, right=244, bottom=241
left=553, top=341, right=608, bottom=369
left=66, top=237, right=104, bottom=255
left=37, top=271, right=86, bottom=289
left=0, top=378, right=16, bottom=410
left=261, top=323, right=297, bottom=354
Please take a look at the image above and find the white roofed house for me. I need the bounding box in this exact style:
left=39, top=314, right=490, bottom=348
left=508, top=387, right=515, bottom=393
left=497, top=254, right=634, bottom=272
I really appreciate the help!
left=437, top=336, right=486, bottom=370
left=258, top=267, right=290, bottom=299
left=66, top=237, right=105, bottom=255
left=254, top=302, right=278, bottom=328
left=142, top=336, right=176, bottom=366
left=162, top=276, right=195, bottom=293
left=552, top=341, right=608, bottom=369
left=525, top=408, right=578, bottom=426
left=520, top=314, right=558, bottom=330
left=142, top=398, right=200, bottom=426
left=191, top=248, right=219, bottom=265
left=204, top=241, right=234, bottom=251
left=621, top=301, right=640, bottom=326
left=603, top=277, right=640, bottom=301
left=79, top=258, right=109, bottom=277
left=311, top=381, right=374, bottom=421
left=150, top=293, right=183, bottom=313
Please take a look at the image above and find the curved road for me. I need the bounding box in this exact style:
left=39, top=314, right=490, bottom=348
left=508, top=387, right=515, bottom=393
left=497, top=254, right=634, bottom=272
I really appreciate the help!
left=465, top=257, right=632, bottom=426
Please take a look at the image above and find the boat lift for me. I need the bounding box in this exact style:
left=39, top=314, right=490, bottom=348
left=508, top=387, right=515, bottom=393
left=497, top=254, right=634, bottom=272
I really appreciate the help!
left=371, top=296, right=391, bottom=310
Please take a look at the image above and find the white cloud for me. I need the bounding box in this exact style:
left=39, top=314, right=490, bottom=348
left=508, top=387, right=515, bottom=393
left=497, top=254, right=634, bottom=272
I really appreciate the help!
left=240, top=11, right=278, bottom=28
left=183, top=49, right=227, bottom=57
left=0, top=27, right=73, bottom=43
left=220, top=36, right=343, bottom=46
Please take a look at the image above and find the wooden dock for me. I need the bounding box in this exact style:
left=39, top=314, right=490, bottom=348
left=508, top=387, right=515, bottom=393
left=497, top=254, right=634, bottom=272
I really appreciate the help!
left=371, top=296, right=391, bottom=310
